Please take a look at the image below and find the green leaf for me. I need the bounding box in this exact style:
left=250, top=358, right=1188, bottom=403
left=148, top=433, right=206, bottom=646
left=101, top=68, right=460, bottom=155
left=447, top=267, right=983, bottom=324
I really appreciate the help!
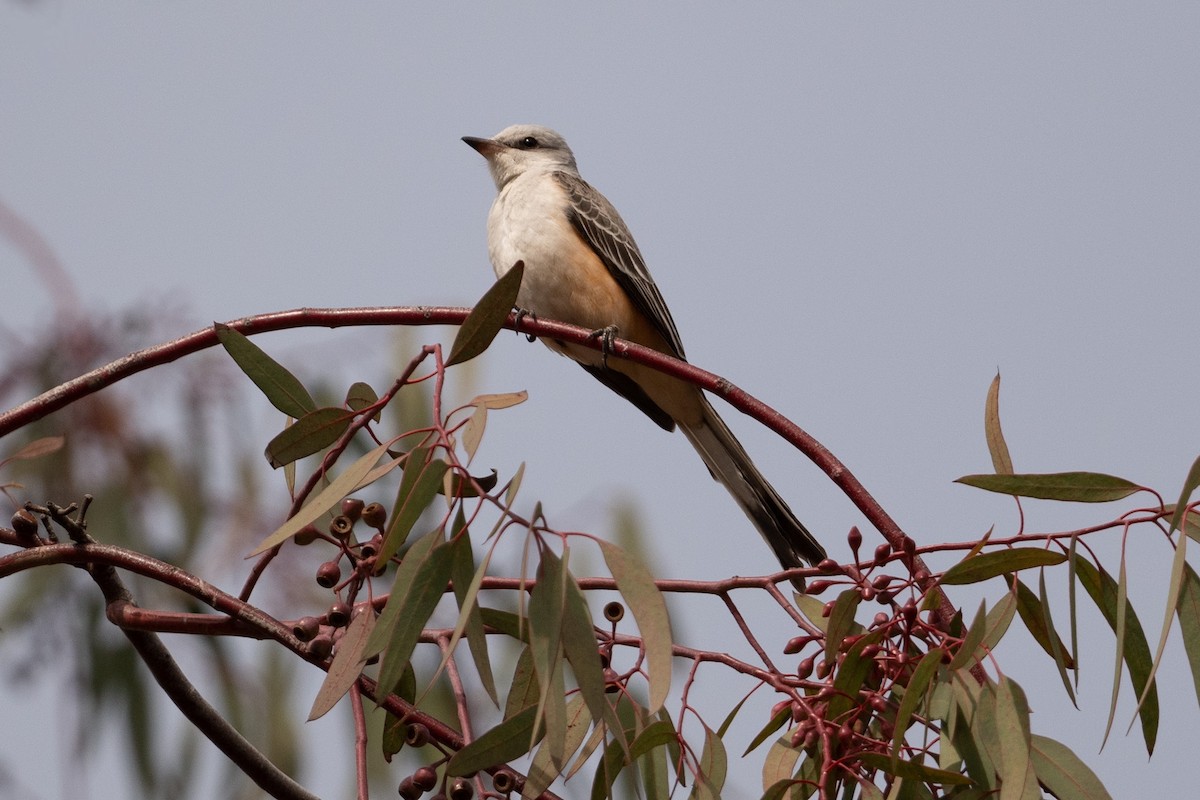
left=984, top=372, right=1013, bottom=475
left=1014, top=579, right=1075, bottom=669
left=505, top=461, right=526, bottom=505
left=793, top=593, right=832, bottom=633
left=371, top=531, right=454, bottom=697
left=827, top=630, right=884, bottom=723
left=447, top=704, right=540, bottom=776
left=1169, top=454, right=1200, bottom=535
left=1176, top=563, right=1200, bottom=709
left=447, top=527, right=498, bottom=705
left=529, top=550, right=569, bottom=765
left=891, top=649, right=944, bottom=760
left=954, top=472, right=1142, bottom=503
left=504, top=646, right=540, bottom=720
left=1029, top=734, right=1113, bottom=800
left=599, top=540, right=673, bottom=713
left=377, top=448, right=449, bottom=565
left=629, top=719, right=677, bottom=760
left=590, top=735, right=630, bottom=800
left=345, top=381, right=381, bottom=422
left=1037, top=570, right=1078, bottom=705
left=1133, top=532, right=1187, bottom=726
left=744, top=704, right=792, bottom=757
left=1074, top=558, right=1158, bottom=755
left=215, top=323, right=315, bottom=417
left=716, top=693, right=752, bottom=739
left=308, top=609, right=375, bottom=720
left=264, top=407, right=354, bottom=468
left=941, top=548, right=1066, bottom=585
left=447, top=261, right=525, bottom=367
left=994, top=677, right=1039, bottom=799
left=524, top=695, right=592, bottom=798
left=481, top=607, right=527, bottom=643
left=439, top=468, right=499, bottom=498
left=949, top=602, right=989, bottom=671
left=761, top=735, right=801, bottom=793
left=560, top=566, right=610, bottom=729
left=824, top=589, right=863, bottom=665
left=687, top=725, right=727, bottom=800
left=249, top=440, right=391, bottom=555
left=980, top=588, right=1017, bottom=659
left=857, top=753, right=973, bottom=785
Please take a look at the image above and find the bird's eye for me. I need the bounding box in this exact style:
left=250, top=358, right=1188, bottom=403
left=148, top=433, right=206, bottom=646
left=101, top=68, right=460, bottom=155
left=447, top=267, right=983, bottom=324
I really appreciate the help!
left=519, top=136, right=539, bottom=149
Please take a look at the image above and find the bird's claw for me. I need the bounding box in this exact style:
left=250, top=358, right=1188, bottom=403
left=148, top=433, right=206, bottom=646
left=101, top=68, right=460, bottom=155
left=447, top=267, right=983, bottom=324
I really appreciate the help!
left=588, top=325, right=620, bottom=367
left=513, top=307, right=538, bottom=342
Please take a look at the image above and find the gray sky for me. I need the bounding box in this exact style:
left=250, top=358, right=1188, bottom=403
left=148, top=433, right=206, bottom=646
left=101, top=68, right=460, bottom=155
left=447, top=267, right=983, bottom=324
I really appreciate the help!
left=3, top=4, right=1198, bottom=798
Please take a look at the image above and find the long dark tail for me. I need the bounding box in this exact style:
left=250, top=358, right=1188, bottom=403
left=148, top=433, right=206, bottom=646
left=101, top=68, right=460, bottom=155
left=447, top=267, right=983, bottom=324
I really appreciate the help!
left=679, top=399, right=826, bottom=575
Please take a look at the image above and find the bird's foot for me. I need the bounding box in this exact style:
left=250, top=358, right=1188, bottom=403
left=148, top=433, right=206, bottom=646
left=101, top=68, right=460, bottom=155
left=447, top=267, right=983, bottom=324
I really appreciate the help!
left=513, top=307, right=538, bottom=342
left=587, top=325, right=620, bottom=367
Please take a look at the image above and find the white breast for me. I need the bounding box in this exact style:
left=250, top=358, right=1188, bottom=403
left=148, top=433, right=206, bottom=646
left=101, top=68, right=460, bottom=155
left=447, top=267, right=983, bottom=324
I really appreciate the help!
left=486, top=170, right=588, bottom=321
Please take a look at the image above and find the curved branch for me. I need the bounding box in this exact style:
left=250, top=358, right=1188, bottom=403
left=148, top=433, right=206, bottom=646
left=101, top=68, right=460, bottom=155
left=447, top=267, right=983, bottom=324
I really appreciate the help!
left=0, top=304, right=951, bottom=623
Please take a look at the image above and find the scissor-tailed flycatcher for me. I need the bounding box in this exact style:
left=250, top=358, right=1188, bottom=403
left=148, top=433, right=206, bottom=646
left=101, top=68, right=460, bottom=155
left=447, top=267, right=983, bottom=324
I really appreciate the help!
left=464, top=124, right=826, bottom=577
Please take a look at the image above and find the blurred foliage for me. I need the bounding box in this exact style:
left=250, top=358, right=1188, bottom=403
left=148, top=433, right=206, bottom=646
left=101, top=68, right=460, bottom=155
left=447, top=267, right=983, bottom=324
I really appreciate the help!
left=0, top=308, right=308, bottom=798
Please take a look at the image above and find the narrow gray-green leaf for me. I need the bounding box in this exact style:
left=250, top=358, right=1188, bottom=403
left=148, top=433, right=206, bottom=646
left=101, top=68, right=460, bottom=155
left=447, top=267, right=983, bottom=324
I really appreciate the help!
left=599, top=539, right=673, bottom=713
left=980, top=587, right=1017, bottom=659
left=1176, top=563, right=1200, bottom=709
left=561, top=567, right=610, bottom=728
left=1038, top=570, right=1078, bottom=705
left=523, top=695, right=591, bottom=799
left=447, top=704, right=540, bottom=776
left=995, top=677, right=1038, bottom=800
left=941, top=548, right=1066, bottom=585
left=504, top=646, right=539, bottom=720
left=1029, top=734, right=1113, bottom=800
left=1074, top=558, right=1158, bottom=755
left=1014, top=579, right=1076, bottom=669
left=308, top=610, right=375, bottom=720
left=891, top=649, right=944, bottom=760
left=828, top=630, right=884, bottom=722
left=954, top=472, right=1142, bottom=503
left=984, top=372, right=1013, bottom=475
left=590, top=735, right=630, bottom=800
left=448, top=261, right=525, bottom=367
left=250, top=440, right=390, bottom=555
left=378, top=448, right=449, bottom=565
left=373, top=534, right=454, bottom=696
left=743, top=704, right=791, bottom=758
left=687, top=725, right=726, bottom=800
left=344, top=381, right=380, bottom=422
left=949, top=602, right=989, bottom=671
left=1168, top=453, right=1200, bottom=534
left=1132, top=532, right=1186, bottom=727
left=447, top=528, right=497, bottom=705
left=857, top=753, right=974, bottom=786
left=824, top=588, right=863, bottom=665
left=716, top=693, right=751, bottom=739
left=629, top=720, right=677, bottom=759
left=761, top=736, right=801, bottom=793
left=264, top=407, right=354, bottom=468
left=215, top=323, right=315, bottom=417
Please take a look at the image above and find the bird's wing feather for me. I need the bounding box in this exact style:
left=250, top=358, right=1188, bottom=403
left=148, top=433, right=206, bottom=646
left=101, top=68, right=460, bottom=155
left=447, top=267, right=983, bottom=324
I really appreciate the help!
left=554, top=171, right=687, bottom=359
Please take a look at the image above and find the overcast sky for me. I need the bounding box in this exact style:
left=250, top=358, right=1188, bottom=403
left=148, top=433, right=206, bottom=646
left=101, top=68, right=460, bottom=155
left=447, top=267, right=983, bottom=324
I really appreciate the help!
left=3, top=4, right=1198, bottom=798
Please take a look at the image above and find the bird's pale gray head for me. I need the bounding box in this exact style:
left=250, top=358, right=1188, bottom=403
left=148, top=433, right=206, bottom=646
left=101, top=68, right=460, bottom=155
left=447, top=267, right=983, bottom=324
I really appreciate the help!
left=463, top=124, right=578, bottom=189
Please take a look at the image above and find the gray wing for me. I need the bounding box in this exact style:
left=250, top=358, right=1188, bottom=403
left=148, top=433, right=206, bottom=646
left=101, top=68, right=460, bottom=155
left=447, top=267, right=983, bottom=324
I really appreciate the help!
left=554, top=171, right=687, bottom=359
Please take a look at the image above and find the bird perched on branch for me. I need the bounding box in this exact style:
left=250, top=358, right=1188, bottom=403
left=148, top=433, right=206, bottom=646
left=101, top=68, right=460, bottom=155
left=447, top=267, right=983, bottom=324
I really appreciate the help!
left=464, top=124, right=826, bottom=581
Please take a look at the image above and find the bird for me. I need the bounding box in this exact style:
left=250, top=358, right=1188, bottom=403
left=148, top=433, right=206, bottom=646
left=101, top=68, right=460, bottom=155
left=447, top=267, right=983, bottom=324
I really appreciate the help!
left=463, top=124, right=826, bottom=580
